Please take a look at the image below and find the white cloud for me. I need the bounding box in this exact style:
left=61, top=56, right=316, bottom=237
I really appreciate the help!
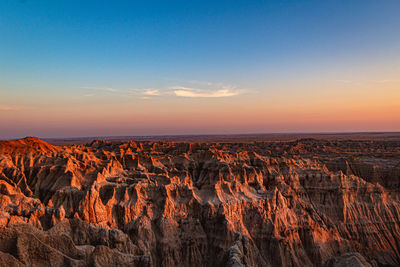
left=167, top=86, right=196, bottom=91
left=143, top=89, right=161, bottom=96
left=168, top=82, right=243, bottom=98
left=174, top=89, right=240, bottom=98
left=80, top=86, right=119, bottom=92
left=79, top=81, right=245, bottom=99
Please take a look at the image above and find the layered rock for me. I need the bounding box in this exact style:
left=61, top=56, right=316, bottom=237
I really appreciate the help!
left=0, top=137, right=399, bottom=266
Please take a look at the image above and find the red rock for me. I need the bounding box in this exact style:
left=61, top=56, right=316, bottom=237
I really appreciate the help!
left=0, top=137, right=399, bottom=266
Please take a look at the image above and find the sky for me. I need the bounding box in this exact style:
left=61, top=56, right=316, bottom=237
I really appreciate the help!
left=0, top=0, right=399, bottom=139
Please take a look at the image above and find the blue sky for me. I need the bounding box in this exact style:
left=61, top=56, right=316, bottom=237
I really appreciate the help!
left=1, top=0, right=399, bottom=138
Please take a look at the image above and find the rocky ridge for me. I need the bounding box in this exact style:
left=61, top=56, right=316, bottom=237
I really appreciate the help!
left=0, top=137, right=399, bottom=266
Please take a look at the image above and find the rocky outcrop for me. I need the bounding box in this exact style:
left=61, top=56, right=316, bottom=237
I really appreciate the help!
left=0, top=219, right=149, bottom=267
left=0, top=137, right=399, bottom=266
left=323, top=252, right=377, bottom=267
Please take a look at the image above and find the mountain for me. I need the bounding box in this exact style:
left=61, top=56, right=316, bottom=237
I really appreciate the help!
left=0, top=137, right=399, bottom=266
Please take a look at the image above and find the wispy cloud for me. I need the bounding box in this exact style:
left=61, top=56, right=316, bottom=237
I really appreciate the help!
left=81, top=81, right=245, bottom=100
left=80, top=86, right=120, bottom=92
left=167, top=86, right=196, bottom=91
left=143, top=89, right=161, bottom=96
left=174, top=89, right=241, bottom=98
left=169, top=82, right=243, bottom=98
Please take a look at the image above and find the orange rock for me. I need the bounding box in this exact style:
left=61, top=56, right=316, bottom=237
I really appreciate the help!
left=0, top=137, right=399, bottom=266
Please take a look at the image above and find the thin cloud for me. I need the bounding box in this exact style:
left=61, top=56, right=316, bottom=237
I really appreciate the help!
left=143, top=89, right=161, bottom=96
left=80, top=81, right=245, bottom=99
left=169, top=82, right=243, bottom=98
left=80, top=86, right=119, bottom=92
left=174, top=89, right=240, bottom=98
left=167, top=86, right=196, bottom=91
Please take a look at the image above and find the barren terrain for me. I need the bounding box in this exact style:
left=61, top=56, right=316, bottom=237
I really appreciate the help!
left=0, top=136, right=400, bottom=266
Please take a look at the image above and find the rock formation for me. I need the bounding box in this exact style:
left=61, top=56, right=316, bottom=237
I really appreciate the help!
left=0, top=136, right=399, bottom=266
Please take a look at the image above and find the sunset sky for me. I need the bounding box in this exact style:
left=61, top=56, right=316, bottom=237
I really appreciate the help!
left=1, top=0, right=399, bottom=139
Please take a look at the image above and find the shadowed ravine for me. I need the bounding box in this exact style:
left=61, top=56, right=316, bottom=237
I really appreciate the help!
left=0, top=137, right=400, bottom=266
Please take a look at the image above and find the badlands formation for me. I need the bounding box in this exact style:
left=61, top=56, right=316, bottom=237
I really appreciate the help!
left=0, top=136, right=399, bottom=267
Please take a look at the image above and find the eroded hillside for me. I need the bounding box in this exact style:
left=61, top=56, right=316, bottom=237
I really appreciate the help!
left=0, top=137, right=400, bottom=266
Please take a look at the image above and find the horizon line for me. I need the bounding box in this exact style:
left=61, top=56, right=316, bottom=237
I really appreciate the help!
left=2, top=130, right=400, bottom=141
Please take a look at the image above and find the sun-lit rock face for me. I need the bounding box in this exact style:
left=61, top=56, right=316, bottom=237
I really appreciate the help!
left=0, top=137, right=399, bottom=266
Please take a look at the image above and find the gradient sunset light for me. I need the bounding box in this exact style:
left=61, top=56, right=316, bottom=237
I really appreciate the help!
left=1, top=1, right=399, bottom=139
